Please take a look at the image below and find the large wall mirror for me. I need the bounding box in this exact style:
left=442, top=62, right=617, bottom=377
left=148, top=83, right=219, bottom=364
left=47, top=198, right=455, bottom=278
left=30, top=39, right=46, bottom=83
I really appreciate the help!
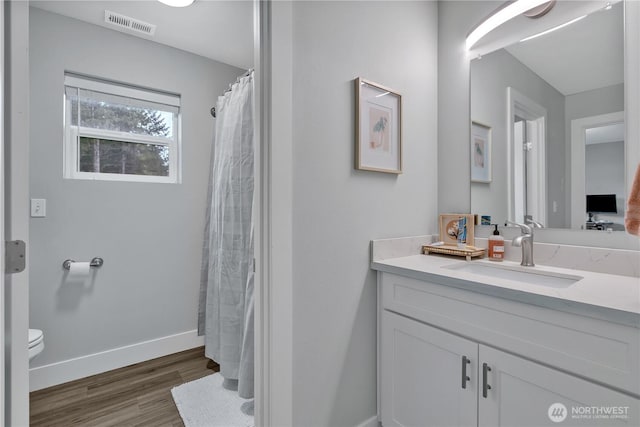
left=470, top=1, right=628, bottom=232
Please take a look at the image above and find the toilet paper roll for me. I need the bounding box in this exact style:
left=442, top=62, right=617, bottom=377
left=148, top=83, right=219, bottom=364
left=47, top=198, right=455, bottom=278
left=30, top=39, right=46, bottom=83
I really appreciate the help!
left=68, top=261, right=91, bottom=279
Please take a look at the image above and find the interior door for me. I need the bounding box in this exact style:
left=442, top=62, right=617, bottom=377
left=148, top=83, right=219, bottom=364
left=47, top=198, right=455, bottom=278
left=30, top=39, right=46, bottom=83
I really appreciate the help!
left=381, top=311, right=478, bottom=427
left=513, top=120, right=525, bottom=223
left=526, top=117, right=546, bottom=226
left=0, top=0, right=5, bottom=422
left=4, top=1, right=31, bottom=425
left=478, top=345, right=640, bottom=427
left=513, top=118, right=546, bottom=225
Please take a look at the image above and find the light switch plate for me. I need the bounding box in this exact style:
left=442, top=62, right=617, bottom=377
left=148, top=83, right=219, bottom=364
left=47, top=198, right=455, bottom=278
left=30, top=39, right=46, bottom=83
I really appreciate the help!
left=31, top=199, right=46, bottom=218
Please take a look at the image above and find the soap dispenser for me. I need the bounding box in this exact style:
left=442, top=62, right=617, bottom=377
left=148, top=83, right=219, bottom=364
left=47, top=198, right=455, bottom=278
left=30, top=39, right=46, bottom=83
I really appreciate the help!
left=488, top=224, right=504, bottom=261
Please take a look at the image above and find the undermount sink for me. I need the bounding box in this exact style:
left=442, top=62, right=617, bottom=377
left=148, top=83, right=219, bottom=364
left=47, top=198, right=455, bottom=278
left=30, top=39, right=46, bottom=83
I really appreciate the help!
left=443, top=262, right=583, bottom=287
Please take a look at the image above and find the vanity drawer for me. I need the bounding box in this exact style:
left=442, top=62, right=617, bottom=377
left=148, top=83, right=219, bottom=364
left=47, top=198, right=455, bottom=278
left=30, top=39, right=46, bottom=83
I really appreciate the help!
left=381, top=272, right=640, bottom=396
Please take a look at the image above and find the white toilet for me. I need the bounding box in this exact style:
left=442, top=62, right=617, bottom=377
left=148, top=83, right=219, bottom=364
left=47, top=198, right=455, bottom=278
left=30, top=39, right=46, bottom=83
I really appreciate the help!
left=29, top=329, right=44, bottom=362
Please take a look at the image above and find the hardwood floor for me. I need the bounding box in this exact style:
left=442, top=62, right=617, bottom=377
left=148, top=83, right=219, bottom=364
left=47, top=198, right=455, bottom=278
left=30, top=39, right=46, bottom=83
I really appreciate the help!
left=30, top=347, right=218, bottom=427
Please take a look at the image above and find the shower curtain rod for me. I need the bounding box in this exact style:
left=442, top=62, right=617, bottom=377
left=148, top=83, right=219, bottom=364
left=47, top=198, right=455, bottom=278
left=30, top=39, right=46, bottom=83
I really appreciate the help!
left=210, top=69, right=254, bottom=118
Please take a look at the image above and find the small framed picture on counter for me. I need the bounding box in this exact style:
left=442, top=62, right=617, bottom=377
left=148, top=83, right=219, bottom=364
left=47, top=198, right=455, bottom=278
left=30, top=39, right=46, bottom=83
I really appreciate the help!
left=439, top=213, right=476, bottom=246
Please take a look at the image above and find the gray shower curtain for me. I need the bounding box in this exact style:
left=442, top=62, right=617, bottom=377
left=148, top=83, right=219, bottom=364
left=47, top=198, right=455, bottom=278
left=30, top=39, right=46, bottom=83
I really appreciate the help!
left=198, top=71, right=254, bottom=399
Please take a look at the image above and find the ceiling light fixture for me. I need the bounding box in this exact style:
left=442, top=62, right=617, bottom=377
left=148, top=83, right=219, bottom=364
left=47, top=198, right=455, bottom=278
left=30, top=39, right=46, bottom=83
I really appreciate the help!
left=523, top=1, right=556, bottom=19
left=158, top=0, right=194, bottom=7
left=519, top=14, right=587, bottom=42
left=465, top=0, right=552, bottom=50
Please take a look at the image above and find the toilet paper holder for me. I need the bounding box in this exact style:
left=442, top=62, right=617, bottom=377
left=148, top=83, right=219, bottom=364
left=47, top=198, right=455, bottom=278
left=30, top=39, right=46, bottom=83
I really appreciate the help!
left=62, top=257, right=104, bottom=270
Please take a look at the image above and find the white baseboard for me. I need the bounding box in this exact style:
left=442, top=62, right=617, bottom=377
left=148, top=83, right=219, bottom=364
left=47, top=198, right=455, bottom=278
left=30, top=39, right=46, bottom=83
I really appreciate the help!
left=29, top=329, right=204, bottom=391
left=355, top=415, right=381, bottom=427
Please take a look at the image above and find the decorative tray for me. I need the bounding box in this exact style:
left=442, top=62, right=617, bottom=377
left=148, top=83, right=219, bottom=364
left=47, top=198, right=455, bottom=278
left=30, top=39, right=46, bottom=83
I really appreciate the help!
left=422, top=244, right=486, bottom=261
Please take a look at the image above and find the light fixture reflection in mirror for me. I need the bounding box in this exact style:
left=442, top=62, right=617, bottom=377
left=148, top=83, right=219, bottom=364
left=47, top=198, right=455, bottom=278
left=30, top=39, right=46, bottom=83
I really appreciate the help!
left=469, top=1, right=625, bottom=232
left=465, top=0, right=554, bottom=50
left=519, top=14, right=588, bottom=43
left=157, top=0, right=195, bottom=7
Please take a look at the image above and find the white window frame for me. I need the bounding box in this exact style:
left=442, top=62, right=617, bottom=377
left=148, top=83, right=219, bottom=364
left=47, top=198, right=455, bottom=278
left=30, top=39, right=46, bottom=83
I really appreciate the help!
left=63, top=74, right=182, bottom=184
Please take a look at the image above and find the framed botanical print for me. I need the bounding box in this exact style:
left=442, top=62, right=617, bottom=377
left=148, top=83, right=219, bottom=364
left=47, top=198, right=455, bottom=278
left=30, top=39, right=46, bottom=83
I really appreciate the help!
left=355, top=78, right=402, bottom=174
left=471, top=121, right=491, bottom=183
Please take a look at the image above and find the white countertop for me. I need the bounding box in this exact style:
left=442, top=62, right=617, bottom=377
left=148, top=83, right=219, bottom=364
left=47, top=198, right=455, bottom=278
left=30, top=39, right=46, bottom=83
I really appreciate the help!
left=371, top=254, right=640, bottom=327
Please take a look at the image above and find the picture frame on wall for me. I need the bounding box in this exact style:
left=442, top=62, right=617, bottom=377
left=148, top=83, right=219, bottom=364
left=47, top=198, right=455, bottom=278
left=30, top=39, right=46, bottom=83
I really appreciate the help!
left=471, top=121, right=492, bottom=183
left=355, top=78, right=402, bottom=174
left=439, top=213, right=476, bottom=246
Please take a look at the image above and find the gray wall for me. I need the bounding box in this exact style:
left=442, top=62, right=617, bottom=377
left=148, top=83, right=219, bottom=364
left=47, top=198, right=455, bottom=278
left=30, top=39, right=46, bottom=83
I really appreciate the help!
left=29, top=8, right=242, bottom=368
left=470, top=49, right=566, bottom=227
left=291, top=1, right=438, bottom=425
left=565, top=84, right=624, bottom=124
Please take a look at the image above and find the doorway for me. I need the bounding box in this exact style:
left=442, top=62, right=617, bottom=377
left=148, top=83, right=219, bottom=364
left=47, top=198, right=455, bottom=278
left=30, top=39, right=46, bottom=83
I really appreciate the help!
left=570, top=111, right=625, bottom=230
left=4, top=1, right=269, bottom=425
left=507, top=87, right=547, bottom=226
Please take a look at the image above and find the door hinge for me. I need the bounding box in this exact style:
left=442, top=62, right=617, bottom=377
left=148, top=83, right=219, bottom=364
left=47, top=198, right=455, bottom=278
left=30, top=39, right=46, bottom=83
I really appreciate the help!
left=5, top=240, right=26, bottom=274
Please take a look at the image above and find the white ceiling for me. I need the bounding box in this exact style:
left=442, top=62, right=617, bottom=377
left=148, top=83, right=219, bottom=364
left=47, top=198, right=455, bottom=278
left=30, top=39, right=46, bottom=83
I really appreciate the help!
left=505, top=2, right=623, bottom=96
left=30, top=0, right=254, bottom=70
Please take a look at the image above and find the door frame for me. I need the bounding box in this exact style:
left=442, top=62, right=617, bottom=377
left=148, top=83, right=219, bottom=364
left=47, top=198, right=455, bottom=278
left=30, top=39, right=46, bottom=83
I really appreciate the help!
left=254, top=1, right=294, bottom=425
left=507, top=87, right=547, bottom=225
left=570, top=111, right=624, bottom=229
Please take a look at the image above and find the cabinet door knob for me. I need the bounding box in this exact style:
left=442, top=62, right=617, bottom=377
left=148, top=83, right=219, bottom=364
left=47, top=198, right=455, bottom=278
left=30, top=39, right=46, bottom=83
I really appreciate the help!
left=461, top=355, right=471, bottom=389
left=482, top=363, right=492, bottom=398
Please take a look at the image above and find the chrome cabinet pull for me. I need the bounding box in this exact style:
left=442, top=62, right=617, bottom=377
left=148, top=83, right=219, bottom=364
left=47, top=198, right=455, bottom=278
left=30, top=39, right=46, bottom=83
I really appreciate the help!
left=462, top=356, right=471, bottom=389
left=482, top=363, right=492, bottom=398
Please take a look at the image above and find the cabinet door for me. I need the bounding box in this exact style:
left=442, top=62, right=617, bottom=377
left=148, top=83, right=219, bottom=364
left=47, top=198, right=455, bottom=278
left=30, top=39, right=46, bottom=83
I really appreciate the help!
left=479, top=345, right=640, bottom=427
left=381, top=311, right=478, bottom=427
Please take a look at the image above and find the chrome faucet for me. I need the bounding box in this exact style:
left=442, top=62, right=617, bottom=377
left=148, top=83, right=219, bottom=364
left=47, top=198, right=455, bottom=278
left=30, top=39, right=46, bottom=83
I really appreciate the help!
left=524, top=215, right=544, bottom=229
left=506, top=220, right=535, bottom=267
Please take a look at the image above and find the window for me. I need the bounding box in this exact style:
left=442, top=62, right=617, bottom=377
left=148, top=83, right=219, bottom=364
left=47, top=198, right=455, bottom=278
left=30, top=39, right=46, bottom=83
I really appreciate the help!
left=64, top=73, right=181, bottom=183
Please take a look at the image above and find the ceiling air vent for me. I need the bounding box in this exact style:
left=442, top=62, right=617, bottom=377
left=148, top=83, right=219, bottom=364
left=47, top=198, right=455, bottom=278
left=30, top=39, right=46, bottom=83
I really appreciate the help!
left=104, top=10, right=156, bottom=36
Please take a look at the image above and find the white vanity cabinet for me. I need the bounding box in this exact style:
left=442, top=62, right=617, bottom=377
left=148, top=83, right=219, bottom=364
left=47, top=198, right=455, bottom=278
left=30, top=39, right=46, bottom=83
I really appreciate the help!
left=378, top=271, right=640, bottom=427
left=478, top=345, right=638, bottom=427
left=381, top=311, right=478, bottom=427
